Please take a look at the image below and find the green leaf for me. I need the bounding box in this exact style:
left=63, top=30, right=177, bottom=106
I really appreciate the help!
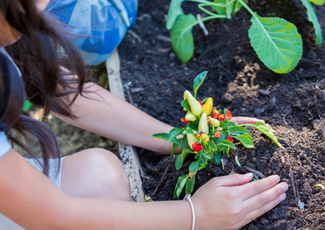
left=186, top=122, right=198, bottom=130
left=235, top=155, right=241, bottom=167
left=203, top=150, right=213, bottom=160
left=166, top=0, right=184, bottom=30
left=201, top=97, right=209, bottom=104
left=173, top=138, right=188, bottom=149
left=213, top=133, right=226, bottom=145
left=185, top=174, right=196, bottom=194
left=189, top=160, right=200, bottom=174
left=242, top=122, right=283, bottom=148
left=212, top=0, right=227, bottom=16
left=152, top=133, right=169, bottom=140
left=181, top=99, right=191, bottom=111
left=174, top=175, right=189, bottom=198
left=175, top=149, right=190, bottom=170
left=217, top=140, right=237, bottom=149
left=212, top=0, right=242, bottom=18
left=23, top=100, right=33, bottom=111
left=171, top=143, right=179, bottom=157
left=233, top=134, right=254, bottom=148
left=193, top=71, right=208, bottom=98
left=225, top=146, right=230, bottom=155
left=209, top=141, right=217, bottom=151
left=309, top=0, right=325, bottom=5
left=229, top=126, right=250, bottom=135
left=213, top=154, right=222, bottom=164
left=181, top=128, right=195, bottom=135
left=301, top=0, right=323, bottom=46
left=223, top=121, right=237, bottom=128
left=199, top=162, right=208, bottom=170
left=232, top=0, right=243, bottom=15
left=168, top=127, right=184, bottom=143
left=248, top=13, right=303, bottom=74
left=170, top=14, right=197, bottom=63
left=178, top=135, right=189, bottom=148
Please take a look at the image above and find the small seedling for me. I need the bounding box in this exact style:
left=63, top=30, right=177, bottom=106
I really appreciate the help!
left=153, top=71, right=283, bottom=198
left=166, top=0, right=324, bottom=74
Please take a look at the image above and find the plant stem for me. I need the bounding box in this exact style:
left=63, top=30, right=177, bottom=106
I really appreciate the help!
left=237, top=0, right=257, bottom=19
left=237, top=123, right=254, bottom=127
left=187, top=0, right=226, bottom=7
left=198, top=4, right=219, bottom=16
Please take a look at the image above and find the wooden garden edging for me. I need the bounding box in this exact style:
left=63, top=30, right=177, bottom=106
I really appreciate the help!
left=106, top=50, right=145, bottom=202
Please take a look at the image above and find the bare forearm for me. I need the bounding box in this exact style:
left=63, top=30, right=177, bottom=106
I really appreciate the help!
left=67, top=199, right=191, bottom=230
left=55, top=83, right=175, bottom=155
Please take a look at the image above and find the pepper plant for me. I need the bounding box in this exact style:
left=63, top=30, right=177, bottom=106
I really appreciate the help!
left=153, top=71, right=283, bottom=198
left=166, top=0, right=324, bottom=74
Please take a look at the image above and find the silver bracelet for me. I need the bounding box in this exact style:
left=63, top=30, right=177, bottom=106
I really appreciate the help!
left=184, top=194, right=195, bottom=230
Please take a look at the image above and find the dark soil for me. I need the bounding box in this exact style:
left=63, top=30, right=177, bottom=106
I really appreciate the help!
left=118, top=0, right=325, bottom=229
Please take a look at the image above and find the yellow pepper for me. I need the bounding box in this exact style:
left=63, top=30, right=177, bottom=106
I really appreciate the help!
left=185, top=111, right=197, bottom=121
left=187, top=134, right=199, bottom=151
left=208, top=116, right=220, bottom=127
left=183, top=90, right=202, bottom=116
left=200, top=133, right=209, bottom=143
left=201, top=97, right=213, bottom=116
left=198, top=113, right=209, bottom=134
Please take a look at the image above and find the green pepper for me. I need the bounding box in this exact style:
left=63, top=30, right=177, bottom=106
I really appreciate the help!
left=183, top=90, right=202, bottom=116
left=185, top=111, right=197, bottom=121
left=198, top=113, right=209, bottom=134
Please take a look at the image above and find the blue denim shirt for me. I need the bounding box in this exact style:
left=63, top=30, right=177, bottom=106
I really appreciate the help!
left=46, top=0, right=138, bottom=65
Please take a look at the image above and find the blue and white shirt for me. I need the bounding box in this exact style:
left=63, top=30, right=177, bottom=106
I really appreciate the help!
left=0, top=47, right=19, bottom=158
left=46, top=0, right=138, bottom=65
left=0, top=132, right=11, bottom=158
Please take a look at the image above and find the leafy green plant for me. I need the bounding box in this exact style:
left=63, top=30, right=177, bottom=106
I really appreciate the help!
left=153, top=71, right=283, bottom=198
left=166, top=0, right=324, bottom=74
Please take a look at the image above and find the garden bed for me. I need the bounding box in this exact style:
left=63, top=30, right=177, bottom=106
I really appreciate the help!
left=118, top=0, right=325, bottom=229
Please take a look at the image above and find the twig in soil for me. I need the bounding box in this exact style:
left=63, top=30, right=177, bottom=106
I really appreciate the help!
left=151, top=162, right=171, bottom=196
left=128, top=30, right=142, bottom=43
left=289, top=167, right=299, bottom=205
left=156, top=35, right=171, bottom=43
left=288, top=219, right=298, bottom=230
left=244, top=166, right=266, bottom=178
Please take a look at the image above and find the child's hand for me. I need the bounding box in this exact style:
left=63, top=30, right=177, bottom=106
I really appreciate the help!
left=231, top=117, right=265, bottom=125
left=192, top=173, right=288, bottom=230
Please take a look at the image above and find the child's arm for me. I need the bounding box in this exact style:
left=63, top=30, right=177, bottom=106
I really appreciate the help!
left=0, top=149, right=286, bottom=230
left=54, top=80, right=264, bottom=155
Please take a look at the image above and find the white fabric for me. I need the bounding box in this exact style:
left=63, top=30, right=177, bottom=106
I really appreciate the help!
left=0, top=132, right=11, bottom=158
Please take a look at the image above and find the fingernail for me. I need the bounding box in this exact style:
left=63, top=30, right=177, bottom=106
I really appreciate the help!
left=282, top=183, right=288, bottom=192
left=279, top=193, right=286, bottom=201
left=274, top=175, right=280, bottom=183
left=244, top=173, right=253, bottom=179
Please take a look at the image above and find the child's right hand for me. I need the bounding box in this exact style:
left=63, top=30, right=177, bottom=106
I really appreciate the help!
left=192, top=173, right=288, bottom=230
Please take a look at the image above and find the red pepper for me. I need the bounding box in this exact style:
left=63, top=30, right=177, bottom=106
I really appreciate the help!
left=218, top=114, right=225, bottom=122
left=215, top=131, right=221, bottom=138
left=226, top=109, right=232, bottom=120
left=198, top=100, right=203, bottom=105
left=192, top=143, right=203, bottom=152
left=208, top=121, right=213, bottom=126
left=181, top=117, right=190, bottom=124
left=212, top=109, right=220, bottom=119
left=226, top=136, right=234, bottom=143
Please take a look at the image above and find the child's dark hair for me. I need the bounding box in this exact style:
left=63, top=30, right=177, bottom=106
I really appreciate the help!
left=0, top=0, right=89, bottom=175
